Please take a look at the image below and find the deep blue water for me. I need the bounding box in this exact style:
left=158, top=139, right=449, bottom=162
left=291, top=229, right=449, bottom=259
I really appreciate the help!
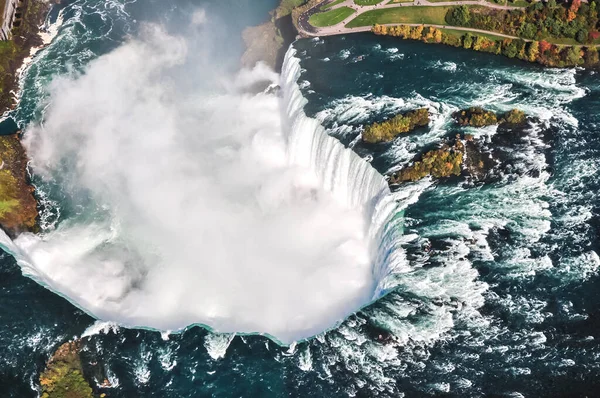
left=1, top=1, right=600, bottom=397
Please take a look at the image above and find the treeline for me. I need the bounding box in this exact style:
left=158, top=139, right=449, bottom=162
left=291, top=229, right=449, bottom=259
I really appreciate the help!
left=372, top=24, right=600, bottom=68
left=446, top=1, right=599, bottom=44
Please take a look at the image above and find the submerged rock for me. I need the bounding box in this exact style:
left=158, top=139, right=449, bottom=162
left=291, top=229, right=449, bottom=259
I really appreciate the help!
left=0, top=133, right=38, bottom=237
left=362, top=108, right=430, bottom=144
left=39, top=341, right=94, bottom=398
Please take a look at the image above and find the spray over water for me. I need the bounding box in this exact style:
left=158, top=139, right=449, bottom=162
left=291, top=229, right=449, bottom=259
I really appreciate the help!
left=0, top=23, right=406, bottom=344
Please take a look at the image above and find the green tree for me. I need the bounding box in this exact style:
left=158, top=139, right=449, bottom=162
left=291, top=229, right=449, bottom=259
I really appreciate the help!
left=519, top=22, right=538, bottom=39
left=463, top=32, right=475, bottom=49
left=502, top=40, right=519, bottom=58
left=576, top=29, right=589, bottom=43
left=446, top=5, right=471, bottom=26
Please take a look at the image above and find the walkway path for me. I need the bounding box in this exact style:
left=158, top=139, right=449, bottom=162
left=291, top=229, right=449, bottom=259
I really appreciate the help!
left=298, top=0, right=599, bottom=48
left=297, top=0, right=522, bottom=36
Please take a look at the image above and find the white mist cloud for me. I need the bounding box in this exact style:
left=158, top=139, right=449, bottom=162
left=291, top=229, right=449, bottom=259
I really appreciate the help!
left=18, top=24, right=376, bottom=344
left=191, top=9, right=207, bottom=26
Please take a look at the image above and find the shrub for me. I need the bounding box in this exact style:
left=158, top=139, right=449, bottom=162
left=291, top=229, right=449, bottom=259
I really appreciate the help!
left=446, top=5, right=471, bottom=26
left=502, top=109, right=526, bottom=125
left=454, top=107, right=498, bottom=127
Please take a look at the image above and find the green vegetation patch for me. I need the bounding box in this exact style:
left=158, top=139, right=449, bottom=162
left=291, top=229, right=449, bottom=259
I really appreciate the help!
left=363, top=108, right=430, bottom=143
left=275, top=0, right=307, bottom=18
left=453, top=107, right=527, bottom=127
left=445, top=1, right=600, bottom=45
left=355, top=0, right=385, bottom=5
left=309, top=6, right=356, bottom=27
left=40, top=342, right=93, bottom=398
left=454, top=107, right=498, bottom=127
left=323, top=0, right=346, bottom=10
left=390, top=139, right=464, bottom=183
left=346, top=6, right=453, bottom=28
left=0, top=134, right=38, bottom=235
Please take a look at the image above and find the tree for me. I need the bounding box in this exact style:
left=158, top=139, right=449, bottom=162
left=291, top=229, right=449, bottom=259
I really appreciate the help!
left=527, top=40, right=540, bottom=62
left=502, top=39, right=519, bottom=58
left=563, top=46, right=583, bottom=65
left=463, top=32, right=475, bottom=49
left=576, top=28, right=589, bottom=43
left=583, top=46, right=600, bottom=65
left=539, top=40, right=552, bottom=53
left=446, top=5, right=471, bottom=26
left=567, top=0, right=581, bottom=21
left=519, top=22, right=538, bottom=39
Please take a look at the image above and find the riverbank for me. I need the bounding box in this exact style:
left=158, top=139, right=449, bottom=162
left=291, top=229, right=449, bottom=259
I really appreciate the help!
left=241, top=0, right=304, bottom=71
left=0, top=0, right=53, bottom=113
left=0, top=0, right=54, bottom=236
left=297, top=0, right=600, bottom=68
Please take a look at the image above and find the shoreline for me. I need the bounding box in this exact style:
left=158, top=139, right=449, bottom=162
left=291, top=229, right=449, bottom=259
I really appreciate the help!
left=0, top=0, right=58, bottom=237
left=14, top=6, right=64, bottom=101
left=296, top=0, right=600, bottom=69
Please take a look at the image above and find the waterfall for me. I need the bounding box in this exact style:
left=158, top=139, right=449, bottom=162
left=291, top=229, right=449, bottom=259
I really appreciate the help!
left=280, top=46, right=413, bottom=300
left=0, top=44, right=418, bottom=344
left=280, top=47, right=390, bottom=210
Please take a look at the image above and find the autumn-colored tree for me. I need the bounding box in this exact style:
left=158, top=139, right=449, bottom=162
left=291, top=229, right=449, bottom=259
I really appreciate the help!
left=409, top=25, right=424, bottom=40
left=527, top=41, right=540, bottom=62
left=539, top=40, right=552, bottom=53
left=372, top=24, right=388, bottom=35
left=567, top=0, right=581, bottom=21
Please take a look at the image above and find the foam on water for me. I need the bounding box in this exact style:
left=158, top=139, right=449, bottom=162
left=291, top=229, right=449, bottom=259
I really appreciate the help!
left=0, top=34, right=411, bottom=345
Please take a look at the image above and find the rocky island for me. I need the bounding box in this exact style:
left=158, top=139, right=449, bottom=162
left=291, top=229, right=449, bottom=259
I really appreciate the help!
left=39, top=341, right=95, bottom=398
left=362, top=107, right=430, bottom=143
left=388, top=108, right=530, bottom=185
left=453, top=107, right=526, bottom=127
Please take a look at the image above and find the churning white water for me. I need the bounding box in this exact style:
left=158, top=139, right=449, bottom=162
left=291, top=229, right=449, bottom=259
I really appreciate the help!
left=0, top=29, right=405, bottom=344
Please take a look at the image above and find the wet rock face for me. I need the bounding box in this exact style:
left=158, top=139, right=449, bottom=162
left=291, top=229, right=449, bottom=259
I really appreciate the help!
left=39, top=341, right=94, bottom=398
left=0, top=133, right=38, bottom=237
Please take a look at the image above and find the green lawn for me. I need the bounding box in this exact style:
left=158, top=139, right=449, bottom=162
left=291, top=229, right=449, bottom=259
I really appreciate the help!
left=323, top=0, right=346, bottom=10
left=346, top=6, right=452, bottom=27
left=309, top=6, right=356, bottom=27
left=440, top=28, right=507, bottom=41
left=355, top=0, right=385, bottom=5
